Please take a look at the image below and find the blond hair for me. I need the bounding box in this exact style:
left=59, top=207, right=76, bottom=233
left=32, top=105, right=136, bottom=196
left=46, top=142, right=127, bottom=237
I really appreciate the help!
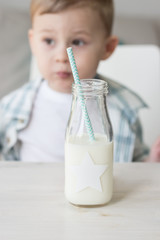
left=30, top=0, right=114, bottom=35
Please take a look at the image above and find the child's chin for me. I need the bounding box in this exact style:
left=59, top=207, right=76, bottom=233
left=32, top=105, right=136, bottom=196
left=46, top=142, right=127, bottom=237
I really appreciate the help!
left=48, top=78, right=73, bottom=93
left=59, top=80, right=73, bottom=92
left=54, top=83, right=72, bottom=93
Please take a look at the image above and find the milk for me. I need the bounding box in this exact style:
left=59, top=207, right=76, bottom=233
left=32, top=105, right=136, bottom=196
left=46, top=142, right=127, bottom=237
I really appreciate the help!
left=65, top=134, right=113, bottom=206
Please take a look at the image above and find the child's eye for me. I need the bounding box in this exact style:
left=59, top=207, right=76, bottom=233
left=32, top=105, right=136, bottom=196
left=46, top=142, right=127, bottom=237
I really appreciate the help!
left=44, top=38, right=55, bottom=45
left=72, top=39, right=85, bottom=46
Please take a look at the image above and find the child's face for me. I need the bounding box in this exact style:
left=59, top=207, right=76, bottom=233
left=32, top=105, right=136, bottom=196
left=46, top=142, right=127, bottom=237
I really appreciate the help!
left=29, top=7, right=117, bottom=93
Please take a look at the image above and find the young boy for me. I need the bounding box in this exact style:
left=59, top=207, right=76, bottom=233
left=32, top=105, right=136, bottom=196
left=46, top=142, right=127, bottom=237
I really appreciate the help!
left=0, top=0, right=159, bottom=162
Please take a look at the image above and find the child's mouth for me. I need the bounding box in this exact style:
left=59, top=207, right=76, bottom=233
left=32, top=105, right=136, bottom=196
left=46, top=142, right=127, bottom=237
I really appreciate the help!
left=56, top=72, right=71, bottom=79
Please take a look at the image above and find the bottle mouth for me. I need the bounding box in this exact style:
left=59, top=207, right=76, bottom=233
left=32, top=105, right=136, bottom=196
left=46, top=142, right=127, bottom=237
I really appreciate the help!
left=72, top=79, right=108, bottom=97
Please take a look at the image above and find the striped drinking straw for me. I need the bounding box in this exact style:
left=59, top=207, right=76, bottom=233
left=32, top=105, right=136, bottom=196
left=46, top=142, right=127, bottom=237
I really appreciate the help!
left=67, top=47, right=95, bottom=142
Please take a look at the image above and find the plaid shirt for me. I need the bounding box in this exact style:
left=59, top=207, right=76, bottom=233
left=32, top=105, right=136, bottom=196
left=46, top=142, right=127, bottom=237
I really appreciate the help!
left=0, top=75, right=149, bottom=162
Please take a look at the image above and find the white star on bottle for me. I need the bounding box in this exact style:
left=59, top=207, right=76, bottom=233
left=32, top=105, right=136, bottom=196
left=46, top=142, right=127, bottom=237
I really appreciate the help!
left=69, top=152, right=108, bottom=193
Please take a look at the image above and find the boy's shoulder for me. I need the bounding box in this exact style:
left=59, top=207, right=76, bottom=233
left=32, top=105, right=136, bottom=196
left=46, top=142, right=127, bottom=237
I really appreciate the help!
left=0, top=78, right=42, bottom=119
left=98, top=74, right=148, bottom=122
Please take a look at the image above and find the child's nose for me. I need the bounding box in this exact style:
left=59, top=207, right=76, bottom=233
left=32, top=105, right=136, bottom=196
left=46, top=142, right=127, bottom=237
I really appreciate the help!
left=55, top=45, right=69, bottom=63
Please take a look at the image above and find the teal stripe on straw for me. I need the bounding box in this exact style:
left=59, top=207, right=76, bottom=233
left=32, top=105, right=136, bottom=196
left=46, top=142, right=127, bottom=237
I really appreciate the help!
left=67, top=47, right=95, bottom=141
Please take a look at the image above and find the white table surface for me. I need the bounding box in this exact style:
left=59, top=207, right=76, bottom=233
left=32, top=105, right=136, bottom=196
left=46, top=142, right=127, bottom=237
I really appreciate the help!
left=0, top=162, right=160, bottom=240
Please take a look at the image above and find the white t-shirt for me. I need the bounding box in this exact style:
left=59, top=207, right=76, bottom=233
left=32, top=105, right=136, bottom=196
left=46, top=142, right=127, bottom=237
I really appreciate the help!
left=18, top=80, right=72, bottom=162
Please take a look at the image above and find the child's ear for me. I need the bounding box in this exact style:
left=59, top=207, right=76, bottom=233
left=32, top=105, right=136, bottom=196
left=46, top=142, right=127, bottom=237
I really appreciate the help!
left=101, top=36, right=119, bottom=60
left=28, top=29, right=35, bottom=56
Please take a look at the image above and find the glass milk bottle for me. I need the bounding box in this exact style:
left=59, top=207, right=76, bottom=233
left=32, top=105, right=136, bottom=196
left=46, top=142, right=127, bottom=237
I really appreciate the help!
left=65, top=79, right=113, bottom=206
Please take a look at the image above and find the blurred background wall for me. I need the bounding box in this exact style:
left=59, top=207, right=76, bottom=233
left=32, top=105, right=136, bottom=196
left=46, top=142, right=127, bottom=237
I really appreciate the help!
left=114, top=0, right=160, bottom=46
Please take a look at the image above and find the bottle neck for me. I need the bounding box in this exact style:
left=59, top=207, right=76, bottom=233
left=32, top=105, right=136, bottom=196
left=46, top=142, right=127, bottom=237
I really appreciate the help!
left=67, top=79, right=113, bottom=142
left=72, top=79, right=108, bottom=98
